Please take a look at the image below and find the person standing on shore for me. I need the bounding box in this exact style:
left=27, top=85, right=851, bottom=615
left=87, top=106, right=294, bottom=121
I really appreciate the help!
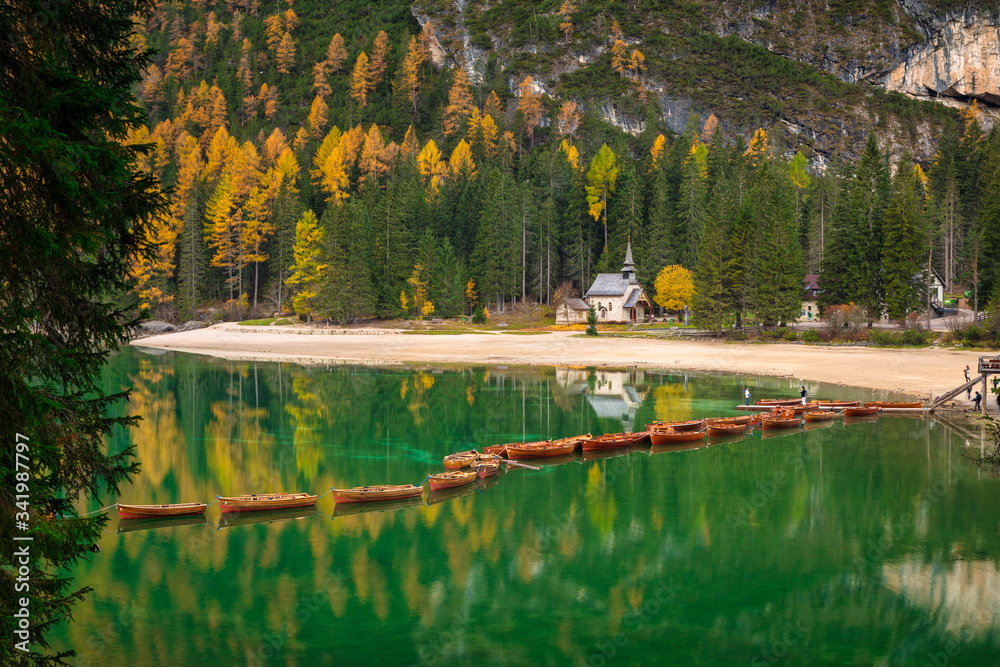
left=800, top=386, right=808, bottom=405
left=965, top=365, right=971, bottom=382
left=745, top=387, right=751, bottom=406
left=973, top=391, right=982, bottom=412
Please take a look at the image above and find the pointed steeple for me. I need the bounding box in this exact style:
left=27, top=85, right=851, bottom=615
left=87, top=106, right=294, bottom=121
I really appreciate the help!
left=621, top=238, right=636, bottom=283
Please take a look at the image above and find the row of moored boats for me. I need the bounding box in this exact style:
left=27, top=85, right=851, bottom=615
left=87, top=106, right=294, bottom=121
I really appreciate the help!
left=114, top=397, right=915, bottom=522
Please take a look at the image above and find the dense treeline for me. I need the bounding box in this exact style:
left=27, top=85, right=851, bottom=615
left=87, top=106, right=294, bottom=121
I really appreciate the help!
left=128, top=0, right=999, bottom=326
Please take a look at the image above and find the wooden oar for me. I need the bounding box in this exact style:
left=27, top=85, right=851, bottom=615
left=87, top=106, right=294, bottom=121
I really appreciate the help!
left=504, top=461, right=541, bottom=471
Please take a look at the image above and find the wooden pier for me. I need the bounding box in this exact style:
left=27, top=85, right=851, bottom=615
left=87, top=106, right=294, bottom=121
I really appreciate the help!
left=734, top=404, right=933, bottom=414
left=930, top=355, right=1000, bottom=414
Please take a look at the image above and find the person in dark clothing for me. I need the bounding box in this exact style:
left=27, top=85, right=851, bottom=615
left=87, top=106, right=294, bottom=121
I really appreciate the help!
left=800, top=386, right=808, bottom=405
left=973, top=391, right=982, bottom=411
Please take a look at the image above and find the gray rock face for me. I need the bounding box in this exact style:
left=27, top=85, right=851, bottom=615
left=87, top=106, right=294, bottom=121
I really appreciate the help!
left=140, top=320, right=176, bottom=333
left=176, top=321, right=207, bottom=332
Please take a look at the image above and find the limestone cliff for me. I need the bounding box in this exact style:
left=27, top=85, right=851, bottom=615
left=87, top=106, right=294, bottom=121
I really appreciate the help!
left=413, top=1, right=997, bottom=162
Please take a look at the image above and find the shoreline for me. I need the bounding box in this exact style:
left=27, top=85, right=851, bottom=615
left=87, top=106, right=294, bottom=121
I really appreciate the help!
left=131, top=324, right=992, bottom=404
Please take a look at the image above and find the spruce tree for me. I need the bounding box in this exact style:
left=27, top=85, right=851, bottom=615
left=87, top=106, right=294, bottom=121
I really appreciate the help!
left=883, top=158, right=927, bottom=322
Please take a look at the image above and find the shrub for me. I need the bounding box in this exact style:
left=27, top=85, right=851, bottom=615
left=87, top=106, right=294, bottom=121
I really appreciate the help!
left=586, top=306, right=598, bottom=336
left=824, top=303, right=866, bottom=331
left=783, top=329, right=799, bottom=341
left=802, top=328, right=820, bottom=343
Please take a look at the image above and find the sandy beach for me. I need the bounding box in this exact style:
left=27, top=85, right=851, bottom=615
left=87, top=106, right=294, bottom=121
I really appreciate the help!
left=129, top=324, right=998, bottom=403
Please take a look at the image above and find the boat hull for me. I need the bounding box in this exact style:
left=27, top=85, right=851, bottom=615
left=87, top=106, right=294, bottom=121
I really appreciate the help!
left=761, top=418, right=801, bottom=430
left=333, top=485, right=424, bottom=503
left=428, top=472, right=477, bottom=491
left=116, top=503, right=207, bottom=520
left=844, top=407, right=880, bottom=417
left=648, top=429, right=706, bottom=444
left=802, top=411, right=835, bottom=423
left=706, top=424, right=746, bottom=436
left=582, top=432, right=648, bottom=451
left=705, top=415, right=754, bottom=427
left=218, top=493, right=317, bottom=513
left=506, top=443, right=577, bottom=459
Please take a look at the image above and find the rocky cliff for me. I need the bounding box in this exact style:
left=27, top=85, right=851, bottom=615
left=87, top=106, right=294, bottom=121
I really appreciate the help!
left=413, top=0, right=997, bottom=161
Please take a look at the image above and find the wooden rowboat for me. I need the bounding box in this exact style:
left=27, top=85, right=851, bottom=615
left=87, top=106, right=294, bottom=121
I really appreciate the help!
left=866, top=401, right=922, bottom=409
left=427, top=471, right=477, bottom=491
left=506, top=441, right=578, bottom=459
left=755, top=399, right=803, bottom=407
left=475, top=461, right=502, bottom=478
left=218, top=492, right=317, bottom=513
left=116, top=502, right=208, bottom=520
left=761, top=416, right=801, bottom=430
left=332, top=484, right=423, bottom=504
left=648, top=429, right=706, bottom=445
left=648, top=419, right=706, bottom=432
left=443, top=450, right=479, bottom=469
left=551, top=433, right=592, bottom=450
left=844, top=406, right=880, bottom=417
left=705, top=415, right=754, bottom=427
left=813, top=400, right=861, bottom=408
left=582, top=432, right=648, bottom=451
left=707, top=423, right=747, bottom=436
left=482, top=444, right=508, bottom=457
left=803, top=411, right=835, bottom=422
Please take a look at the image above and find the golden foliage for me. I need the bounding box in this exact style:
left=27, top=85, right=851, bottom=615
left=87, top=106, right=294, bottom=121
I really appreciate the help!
left=556, top=100, right=581, bottom=141
left=444, top=69, right=476, bottom=136
left=448, top=139, right=477, bottom=179
left=369, top=30, right=390, bottom=84
left=350, top=51, right=372, bottom=108
left=518, top=76, right=542, bottom=146
left=653, top=265, right=694, bottom=311
left=649, top=134, right=666, bottom=168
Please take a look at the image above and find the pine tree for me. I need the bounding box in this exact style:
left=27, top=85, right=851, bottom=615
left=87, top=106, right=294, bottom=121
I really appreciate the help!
left=675, top=138, right=708, bottom=267
left=692, top=208, right=729, bottom=331
left=883, top=158, right=928, bottom=322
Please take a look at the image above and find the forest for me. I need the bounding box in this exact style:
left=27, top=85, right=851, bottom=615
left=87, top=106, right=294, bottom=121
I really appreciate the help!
left=127, top=0, right=1000, bottom=329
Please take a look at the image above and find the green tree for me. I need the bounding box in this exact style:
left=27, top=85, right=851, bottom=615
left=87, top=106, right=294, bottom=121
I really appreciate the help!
left=0, top=0, right=167, bottom=661
left=883, top=159, right=927, bottom=322
left=286, top=210, right=326, bottom=321
left=585, top=144, right=619, bottom=250
left=692, top=211, right=729, bottom=331
left=586, top=305, right=598, bottom=335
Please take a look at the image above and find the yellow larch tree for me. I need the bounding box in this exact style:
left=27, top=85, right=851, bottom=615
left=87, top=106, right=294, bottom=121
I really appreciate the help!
left=399, top=125, right=420, bottom=158
left=312, top=61, right=331, bottom=98
left=130, top=211, right=178, bottom=316
left=264, top=14, right=284, bottom=51
left=292, top=126, right=309, bottom=153
left=205, top=175, right=241, bottom=303
left=326, top=33, right=347, bottom=73
left=744, top=127, right=769, bottom=167
left=449, top=139, right=477, bottom=180
left=369, top=30, right=390, bottom=84
left=263, top=128, right=289, bottom=166
left=262, top=83, right=279, bottom=120
left=629, top=49, right=645, bottom=78
left=276, top=32, right=296, bottom=74
left=556, top=100, right=582, bottom=143
left=611, top=39, right=627, bottom=76
left=419, top=20, right=436, bottom=60
left=559, top=1, right=575, bottom=44
left=560, top=139, right=580, bottom=171
left=518, top=76, right=542, bottom=147
left=585, top=143, right=620, bottom=248
left=701, top=114, right=718, bottom=142
left=351, top=51, right=372, bottom=108
left=648, top=135, right=666, bottom=174
left=417, top=139, right=447, bottom=196
left=241, top=184, right=276, bottom=308
left=359, top=124, right=388, bottom=185
left=444, top=68, right=476, bottom=136
left=397, top=36, right=424, bottom=117
left=479, top=113, right=499, bottom=159
left=307, top=95, right=329, bottom=138
left=339, top=124, right=365, bottom=165
left=283, top=8, right=299, bottom=32
left=484, top=90, right=503, bottom=123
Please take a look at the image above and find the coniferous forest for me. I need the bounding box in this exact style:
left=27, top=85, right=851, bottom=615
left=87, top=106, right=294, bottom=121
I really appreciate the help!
left=128, top=0, right=1000, bottom=328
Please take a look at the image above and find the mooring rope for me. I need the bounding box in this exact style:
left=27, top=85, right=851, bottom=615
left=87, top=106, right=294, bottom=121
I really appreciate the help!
left=206, top=498, right=219, bottom=507
left=415, top=476, right=429, bottom=487
left=73, top=503, right=117, bottom=517
left=315, top=488, right=334, bottom=500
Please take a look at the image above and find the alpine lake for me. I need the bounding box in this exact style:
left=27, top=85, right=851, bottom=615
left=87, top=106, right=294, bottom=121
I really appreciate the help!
left=52, top=346, right=1000, bottom=667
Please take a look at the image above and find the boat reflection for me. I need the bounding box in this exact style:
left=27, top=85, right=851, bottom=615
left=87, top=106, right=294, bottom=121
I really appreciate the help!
left=647, top=441, right=706, bottom=455
left=116, top=515, right=207, bottom=534
left=332, top=495, right=424, bottom=517
left=581, top=446, right=635, bottom=463
left=427, top=481, right=478, bottom=506
left=216, top=506, right=319, bottom=529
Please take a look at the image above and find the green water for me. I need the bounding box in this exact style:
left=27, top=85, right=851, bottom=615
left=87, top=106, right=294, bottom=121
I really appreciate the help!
left=52, top=347, right=1000, bottom=667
